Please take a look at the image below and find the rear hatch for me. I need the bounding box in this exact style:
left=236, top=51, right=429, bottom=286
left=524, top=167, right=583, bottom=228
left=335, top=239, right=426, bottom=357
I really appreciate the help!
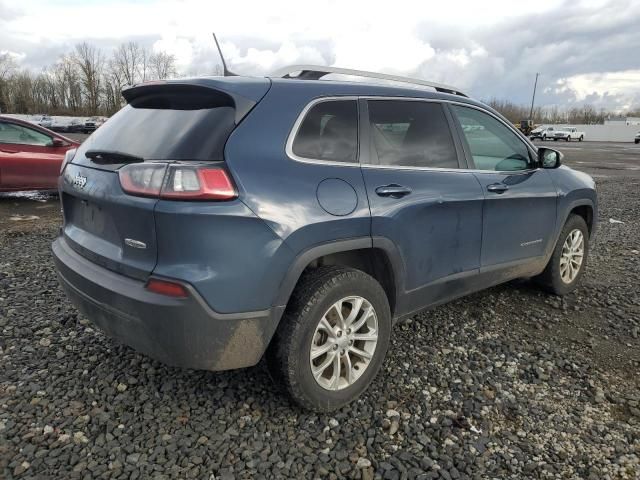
left=60, top=79, right=270, bottom=280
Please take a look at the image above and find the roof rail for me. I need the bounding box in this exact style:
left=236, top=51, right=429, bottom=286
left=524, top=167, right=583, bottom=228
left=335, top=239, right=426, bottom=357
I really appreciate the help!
left=270, top=64, right=467, bottom=97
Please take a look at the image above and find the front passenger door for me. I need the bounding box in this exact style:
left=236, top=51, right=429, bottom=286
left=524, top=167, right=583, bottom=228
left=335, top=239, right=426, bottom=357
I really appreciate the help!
left=0, top=121, right=59, bottom=189
left=450, top=105, right=557, bottom=269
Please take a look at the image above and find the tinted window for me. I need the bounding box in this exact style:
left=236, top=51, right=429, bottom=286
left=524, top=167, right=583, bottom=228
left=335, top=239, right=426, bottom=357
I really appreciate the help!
left=292, top=100, right=358, bottom=163
left=73, top=91, right=236, bottom=165
left=451, top=105, right=532, bottom=171
left=367, top=100, right=458, bottom=169
left=0, top=122, right=52, bottom=146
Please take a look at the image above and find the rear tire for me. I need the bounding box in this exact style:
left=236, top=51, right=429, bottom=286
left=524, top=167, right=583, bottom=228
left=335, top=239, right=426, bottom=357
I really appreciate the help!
left=266, top=266, right=391, bottom=411
left=535, top=214, right=589, bottom=295
left=579, top=136, right=583, bottom=142
left=566, top=136, right=570, bottom=142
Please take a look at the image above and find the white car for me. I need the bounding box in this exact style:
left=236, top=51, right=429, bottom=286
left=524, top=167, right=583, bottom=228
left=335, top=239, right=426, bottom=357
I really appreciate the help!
left=31, top=114, right=53, bottom=128
left=552, top=127, right=584, bottom=142
left=530, top=126, right=556, bottom=140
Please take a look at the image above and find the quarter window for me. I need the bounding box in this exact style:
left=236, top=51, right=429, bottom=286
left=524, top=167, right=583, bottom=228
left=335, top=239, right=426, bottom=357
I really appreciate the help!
left=292, top=100, right=358, bottom=163
left=451, top=106, right=532, bottom=171
left=367, top=100, right=458, bottom=169
left=0, top=121, right=52, bottom=146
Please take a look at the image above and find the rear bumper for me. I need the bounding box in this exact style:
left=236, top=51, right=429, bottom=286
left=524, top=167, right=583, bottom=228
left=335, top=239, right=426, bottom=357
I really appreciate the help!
left=52, top=236, right=283, bottom=371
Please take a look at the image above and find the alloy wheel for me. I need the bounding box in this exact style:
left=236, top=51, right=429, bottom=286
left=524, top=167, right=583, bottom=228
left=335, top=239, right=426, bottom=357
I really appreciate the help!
left=309, top=296, right=378, bottom=391
left=560, top=229, right=585, bottom=283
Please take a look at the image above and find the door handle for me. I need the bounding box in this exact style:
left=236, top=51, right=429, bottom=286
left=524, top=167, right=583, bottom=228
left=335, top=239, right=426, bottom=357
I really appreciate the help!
left=375, top=184, right=412, bottom=198
left=0, top=149, right=18, bottom=154
left=487, top=183, right=509, bottom=194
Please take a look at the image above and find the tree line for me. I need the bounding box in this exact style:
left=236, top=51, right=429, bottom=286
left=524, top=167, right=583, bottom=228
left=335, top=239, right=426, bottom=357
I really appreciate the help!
left=485, top=99, right=640, bottom=125
left=0, top=42, right=177, bottom=116
left=2, top=43, right=639, bottom=123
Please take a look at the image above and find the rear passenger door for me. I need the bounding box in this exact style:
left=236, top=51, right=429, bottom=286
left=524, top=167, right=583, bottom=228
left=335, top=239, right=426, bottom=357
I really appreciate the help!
left=360, top=99, right=485, bottom=315
left=449, top=105, right=557, bottom=270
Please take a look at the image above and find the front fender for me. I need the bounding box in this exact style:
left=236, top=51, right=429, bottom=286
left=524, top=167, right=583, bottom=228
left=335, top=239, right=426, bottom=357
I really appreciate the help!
left=547, top=166, right=598, bottom=256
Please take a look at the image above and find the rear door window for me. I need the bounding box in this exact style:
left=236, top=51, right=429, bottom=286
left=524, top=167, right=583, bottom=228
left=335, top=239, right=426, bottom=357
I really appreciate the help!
left=291, top=100, right=358, bottom=163
left=366, top=100, right=459, bottom=169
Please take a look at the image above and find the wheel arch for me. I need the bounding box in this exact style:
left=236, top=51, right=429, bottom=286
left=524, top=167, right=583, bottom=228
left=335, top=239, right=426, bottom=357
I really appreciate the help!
left=562, top=200, right=595, bottom=239
left=274, top=238, right=405, bottom=319
left=570, top=204, right=594, bottom=235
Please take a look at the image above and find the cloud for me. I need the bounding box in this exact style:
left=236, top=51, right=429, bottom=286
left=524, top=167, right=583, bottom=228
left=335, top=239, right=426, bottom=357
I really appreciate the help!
left=2, top=0, right=639, bottom=110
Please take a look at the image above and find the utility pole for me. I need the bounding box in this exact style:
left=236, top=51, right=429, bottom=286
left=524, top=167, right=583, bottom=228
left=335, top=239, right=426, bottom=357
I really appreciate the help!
left=529, top=72, right=539, bottom=120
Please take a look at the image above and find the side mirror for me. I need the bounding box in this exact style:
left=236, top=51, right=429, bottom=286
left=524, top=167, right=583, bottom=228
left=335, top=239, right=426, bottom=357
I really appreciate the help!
left=50, top=138, right=65, bottom=147
left=538, top=147, right=562, bottom=169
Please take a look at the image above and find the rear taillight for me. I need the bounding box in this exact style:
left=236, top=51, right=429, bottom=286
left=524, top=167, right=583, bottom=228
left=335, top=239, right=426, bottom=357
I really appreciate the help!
left=118, top=164, right=236, bottom=200
left=146, top=278, right=189, bottom=298
left=119, top=163, right=167, bottom=197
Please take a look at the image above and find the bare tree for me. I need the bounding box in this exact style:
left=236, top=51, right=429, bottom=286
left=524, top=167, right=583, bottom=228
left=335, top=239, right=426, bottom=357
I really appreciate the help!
left=0, top=52, right=17, bottom=81
left=73, top=42, right=104, bottom=115
left=112, top=41, right=150, bottom=87
left=148, top=51, right=177, bottom=80
left=0, top=53, right=18, bottom=111
left=103, top=63, right=124, bottom=115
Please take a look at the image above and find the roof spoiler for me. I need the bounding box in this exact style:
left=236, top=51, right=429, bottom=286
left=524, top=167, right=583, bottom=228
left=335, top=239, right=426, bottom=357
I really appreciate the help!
left=121, top=81, right=267, bottom=124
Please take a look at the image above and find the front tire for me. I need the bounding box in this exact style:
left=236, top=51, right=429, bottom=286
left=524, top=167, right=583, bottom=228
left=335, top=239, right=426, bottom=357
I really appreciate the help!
left=535, top=214, right=589, bottom=295
left=579, top=136, right=583, bottom=142
left=267, top=266, right=391, bottom=411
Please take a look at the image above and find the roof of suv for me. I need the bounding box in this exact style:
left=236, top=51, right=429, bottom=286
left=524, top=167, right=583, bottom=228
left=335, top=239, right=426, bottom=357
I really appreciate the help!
left=127, top=75, right=489, bottom=112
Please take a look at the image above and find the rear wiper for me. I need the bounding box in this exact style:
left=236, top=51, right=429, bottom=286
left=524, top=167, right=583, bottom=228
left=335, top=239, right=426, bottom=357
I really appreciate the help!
left=85, top=150, right=144, bottom=165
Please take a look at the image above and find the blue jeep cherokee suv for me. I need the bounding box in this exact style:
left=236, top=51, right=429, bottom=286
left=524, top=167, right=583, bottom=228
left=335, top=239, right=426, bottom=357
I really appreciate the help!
left=52, top=66, right=597, bottom=411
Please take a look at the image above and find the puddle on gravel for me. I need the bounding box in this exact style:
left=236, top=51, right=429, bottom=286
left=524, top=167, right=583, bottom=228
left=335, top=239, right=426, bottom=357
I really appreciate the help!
left=9, top=215, right=41, bottom=221
left=0, top=191, right=60, bottom=229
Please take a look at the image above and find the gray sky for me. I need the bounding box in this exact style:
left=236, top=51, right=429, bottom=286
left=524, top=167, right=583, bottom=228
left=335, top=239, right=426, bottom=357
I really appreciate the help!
left=1, top=0, right=639, bottom=111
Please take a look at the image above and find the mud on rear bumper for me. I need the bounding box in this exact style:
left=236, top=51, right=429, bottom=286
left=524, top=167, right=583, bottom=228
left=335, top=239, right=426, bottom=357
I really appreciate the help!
left=52, top=236, right=283, bottom=371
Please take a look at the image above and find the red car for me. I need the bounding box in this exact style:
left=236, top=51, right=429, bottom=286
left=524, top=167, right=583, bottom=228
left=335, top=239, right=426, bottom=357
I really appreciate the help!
left=0, top=115, right=80, bottom=192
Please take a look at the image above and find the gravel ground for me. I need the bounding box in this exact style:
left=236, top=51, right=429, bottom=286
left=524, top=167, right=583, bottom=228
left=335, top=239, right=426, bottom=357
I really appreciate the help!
left=1, top=174, right=639, bottom=479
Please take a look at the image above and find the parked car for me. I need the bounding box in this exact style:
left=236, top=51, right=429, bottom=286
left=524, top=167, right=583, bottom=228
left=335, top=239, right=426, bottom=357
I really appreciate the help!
left=530, top=125, right=555, bottom=140
left=51, top=118, right=85, bottom=134
left=635, top=132, right=639, bottom=144
left=52, top=66, right=597, bottom=411
left=31, top=114, right=53, bottom=128
left=82, top=116, right=106, bottom=133
left=552, top=127, right=584, bottom=142
left=0, top=115, right=80, bottom=192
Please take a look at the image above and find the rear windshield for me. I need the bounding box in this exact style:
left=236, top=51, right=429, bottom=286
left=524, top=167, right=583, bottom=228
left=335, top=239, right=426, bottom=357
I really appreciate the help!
left=73, top=91, right=236, bottom=163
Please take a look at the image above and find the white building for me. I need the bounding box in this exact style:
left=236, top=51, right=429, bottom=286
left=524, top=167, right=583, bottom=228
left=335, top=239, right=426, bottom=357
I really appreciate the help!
left=604, top=115, right=640, bottom=126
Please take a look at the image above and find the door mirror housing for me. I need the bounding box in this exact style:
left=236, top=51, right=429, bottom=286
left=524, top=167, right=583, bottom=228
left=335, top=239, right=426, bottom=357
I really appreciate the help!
left=538, top=147, right=562, bottom=169
left=50, top=138, right=65, bottom=147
